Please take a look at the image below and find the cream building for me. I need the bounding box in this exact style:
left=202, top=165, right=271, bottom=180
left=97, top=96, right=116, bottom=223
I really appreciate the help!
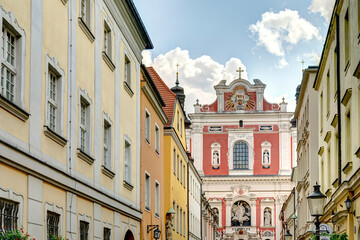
left=293, top=67, right=320, bottom=239
left=313, top=0, right=360, bottom=238
left=188, top=159, right=202, bottom=240
left=0, top=0, right=152, bottom=239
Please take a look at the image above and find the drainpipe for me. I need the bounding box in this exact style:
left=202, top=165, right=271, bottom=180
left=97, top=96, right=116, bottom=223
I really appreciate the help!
left=335, top=12, right=342, bottom=186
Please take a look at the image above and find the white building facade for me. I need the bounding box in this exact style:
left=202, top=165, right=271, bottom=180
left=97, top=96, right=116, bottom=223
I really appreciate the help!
left=188, top=159, right=202, bottom=240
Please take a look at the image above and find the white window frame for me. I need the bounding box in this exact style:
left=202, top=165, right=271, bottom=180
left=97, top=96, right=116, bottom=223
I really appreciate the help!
left=124, top=135, right=132, bottom=184
left=173, top=149, right=176, bottom=174
left=124, top=52, right=131, bottom=86
left=78, top=88, right=92, bottom=155
left=145, top=108, right=150, bottom=144
left=103, top=18, right=112, bottom=59
left=180, top=160, right=183, bottom=184
left=145, top=171, right=150, bottom=211
left=0, top=7, right=26, bottom=109
left=155, top=122, right=160, bottom=154
left=44, top=202, right=63, bottom=239
left=78, top=214, right=92, bottom=240
left=102, top=222, right=112, bottom=240
left=0, top=187, right=24, bottom=229
left=79, top=0, right=91, bottom=28
left=155, top=180, right=160, bottom=217
left=180, top=208, right=182, bottom=235
left=45, top=55, right=65, bottom=135
left=102, top=112, right=112, bottom=170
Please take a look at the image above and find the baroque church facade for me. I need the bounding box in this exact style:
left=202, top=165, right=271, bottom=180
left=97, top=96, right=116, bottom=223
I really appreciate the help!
left=186, top=75, right=296, bottom=240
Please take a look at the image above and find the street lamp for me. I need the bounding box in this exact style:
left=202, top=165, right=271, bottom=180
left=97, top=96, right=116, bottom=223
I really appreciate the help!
left=147, top=225, right=161, bottom=240
left=307, top=183, right=326, bottom=240
left=284, top=229, right=293, bottom=240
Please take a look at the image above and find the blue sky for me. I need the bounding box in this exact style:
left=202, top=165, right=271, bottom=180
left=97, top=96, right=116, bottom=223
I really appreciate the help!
left=133, top=0, right=335, bottom=113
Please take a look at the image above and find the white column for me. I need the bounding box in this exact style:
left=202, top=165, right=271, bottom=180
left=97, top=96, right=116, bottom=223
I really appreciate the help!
left=94, top=203, right=102, bottom=240
left=191, top=124, right=204, bottom=175
left=275, top=197, right=282, bottom=240
left=225, top=199, right=232, bottom=228
left=250, top=202, right=257, bottom=227
left=279, top=123, right=292, bottom=175
left=66, top=192, right=77, bottom=239
left=27, top=176, right=43, bottom=240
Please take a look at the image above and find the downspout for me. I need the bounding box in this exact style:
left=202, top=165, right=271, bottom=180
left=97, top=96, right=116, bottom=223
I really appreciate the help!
left=187, top=161, right=189, bottom=240
left=336, top=12, right=342, bottom=186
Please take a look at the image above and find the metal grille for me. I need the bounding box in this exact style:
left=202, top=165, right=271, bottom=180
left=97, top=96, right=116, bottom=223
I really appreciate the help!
left=47, top=211, right=59, bottom=240
left=80, top=221, right=89, bottom=240
left=0, top=199, right=18, bottom=233
left=233, top=142, right=249, bottom=169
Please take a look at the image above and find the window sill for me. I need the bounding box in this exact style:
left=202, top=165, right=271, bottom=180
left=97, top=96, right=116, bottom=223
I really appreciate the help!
left=102, top=51, right=115, bottom=71
left=77, top=148, right=95, bottom=165
left=43, top=126, right=67, bottom=147
left=341, top=88, right=352, bottom=106
left=123, top=181, right=133, bottom=191
left=318, top=146, right=324, bottom=156
left=355, top=147, right=360, bottom=158
left=102, top=165, right=115, bottom=179
left=60, top=0, right=68, bottom=4
left=0, top=95, right=30, bottom=121
left=123, top=82, right=134, bottom=97
left=344, top=61, right=350, bottom=75
left=145, top=207, right=150, bottom=213
left=145, top=138, right=150, bottom=146
left=155, top=149, right=160, bottom=156
left=332, top=178, right=339, bottom=188
left=342, top=161, right=353, bottom=174
left=78, top=17, right=95, bottom=43
left=325, top=188, right=332, bottom=197
left=155, top=213, right=160, bottom=219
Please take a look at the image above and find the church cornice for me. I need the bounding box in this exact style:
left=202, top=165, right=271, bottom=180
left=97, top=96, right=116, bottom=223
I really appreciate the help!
left=201, top=175, right=292, bottom=184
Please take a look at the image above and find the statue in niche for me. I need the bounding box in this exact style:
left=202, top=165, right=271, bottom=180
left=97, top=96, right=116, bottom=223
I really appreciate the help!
left=212, top=151, right=220, bottom=165
left=262, top=150, right=270, bottom=168
left=165, top=214, right=173, bottom=240
left=231, top=201, right=251, bottom=226
left=264, top=208, right=271, bottom=226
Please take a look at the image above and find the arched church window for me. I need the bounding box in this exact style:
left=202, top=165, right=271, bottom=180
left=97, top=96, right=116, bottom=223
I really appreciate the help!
left=233, top=142, right=249, bottom=169
left=261, top=141, right=271, bottom=168
left=231, top=201, right=251, bottom=226
left=264, top=207, right=272, bottom=226
left=211, top=142, right=221, bottom=169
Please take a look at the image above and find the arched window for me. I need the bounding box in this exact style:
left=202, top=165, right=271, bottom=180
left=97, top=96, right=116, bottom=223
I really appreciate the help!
left=233, top=142, right=249, bottom=169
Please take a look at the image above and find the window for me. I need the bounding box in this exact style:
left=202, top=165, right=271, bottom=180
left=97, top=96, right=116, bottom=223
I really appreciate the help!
left=0, top=199, right=19, bottom=231
left=173, top=149, right=176, bottom=174
left=103, top=118, right=112, bottom=169
left=124, top=54, right=131, bottom=86
left=173, top=201, right=175, bottom=230
left=80, top=221, right=89, bottom=240
left=183, top=165, right=185, bottom=186
left=345, top=111, right=351, bottom=163
left=344, top=9, right=350, bottom=64
left=47, top=211, right=60, bottom=239
left=176, top=205, right=179, bottom=233
left=124, top=138, right=132, bottom=183
left=103, top=21, right=111, bottom=58
left=183, top=211, right=185, bottom=236
left=145, top=173, right=150, bottom=210
left=320, top=92, right=323, bottom=129
left=103, top=227, right=111, bottom=240
left=326, top=71, right=330, bottom=113
left=233, top=142, right=249, bottom=169
left=239, top=120, right=243, bottom=127
left=180, top=208, right=182, bottom=235
left=180, top=160, right=183, bottom=184
left=155, top=123, right=160, bottom=153
left=177, top=155, right=179, bottom=179
left=0, top=8, right=26, bottom=117
left=180, top=118, right=183, bottom=136
left=80, top=0, right=90, bottom=27
left=78, top=89, right=92, bottom=156
left=155, top=181, right=160, bottom=216
left=177, top=111, right=179, bottom=131
left=145, top=110, right=150, bottom=143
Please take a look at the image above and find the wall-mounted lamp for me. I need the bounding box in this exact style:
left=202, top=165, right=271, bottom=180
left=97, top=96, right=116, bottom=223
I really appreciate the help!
left=345, top=196, right=356, bottom=215
left=147, top=225, right=161, bottom=239
left=284, top=229, right=293, bottom=240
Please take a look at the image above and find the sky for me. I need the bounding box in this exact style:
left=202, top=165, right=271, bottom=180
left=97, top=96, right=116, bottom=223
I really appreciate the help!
left=132, top=0, right=336, bottom=113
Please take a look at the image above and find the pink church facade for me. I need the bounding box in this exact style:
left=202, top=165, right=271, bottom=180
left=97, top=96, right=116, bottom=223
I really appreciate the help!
left=187, top=77, right=296, bottom=240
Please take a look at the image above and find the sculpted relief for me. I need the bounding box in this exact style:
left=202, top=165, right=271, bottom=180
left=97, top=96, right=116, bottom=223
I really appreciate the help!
left=225, top=86, right=255, bottom=111
left=231, top=201, right=251, bottom=226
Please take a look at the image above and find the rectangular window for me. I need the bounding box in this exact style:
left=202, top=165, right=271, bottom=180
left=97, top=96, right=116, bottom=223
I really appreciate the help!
left=180, top=208, right=182, bottom=235
left=47, top=211, right=60, bottom=240
left=155, top=181, right=160, bottom=216
left=80, top=221, right=89, bottom=240
left=173, top=201, right=175, bottom=230
left=173, top=150, right=176, bottom=174
left=124, top=54, right=131, bottom=86
left=145, top=110, right=150, bottom=143
left=180, top=160, right=183, bottom=184
left=334, top=49, right=337, bottom=96
left=326, top=71, right=330, bottom=114
left=183, top=165, right=185, bottom=187
left=124, top=140, right=131, bottom=183
left=0, top=199, right=19, bottom=232
left=103, top=22, right=111, bottom=58
left=344, top=9, right=350, bottom=64
left=320, top=92, right=323, bottom=130
left=177, top=155, right=179, bottom=179
left=180, top=118, right=183, bottom=136
left=103, top=120, right=111, bottom=168
left=48, top=71, right=58, bottom=131
left=80, top=98, right=89, bottom=152
left=103, top=228, right=111, bottom=240
left=155, top=124, right=160, bottom=153
left=176, top=205, right=179, bottom=233
left=80, top=0, right=90, bottom=26
left=177, top=111, right=179, bottom=131
left=183, top=211, right=185, bottom=236
left=145, top=173, right=150, bottom=210
left=346, top=111, right=351, bottom=162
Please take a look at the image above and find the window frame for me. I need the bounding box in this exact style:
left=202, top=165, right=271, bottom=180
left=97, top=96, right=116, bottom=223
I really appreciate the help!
left=155, top=180, right=160, bottom=217
left=145, top=171, right=150, bottom=211
left=124, top=135, right=132, bottom=184
left=44, top=202, right=63, bottom=240
left=124, top=53, right=131, bottom=86
left=233, top=141, right=249, bottom=170
left=145, top=108, right=150, bottom=144
left=77, top=88, right=93, bottom=158
left=102, top=223, right=112, bottom=240
left=0, top=188, right=24, bottom=231
left=155, top=122, right=160, bottom=154
left=78, top=214, right=92, bottom=240
left=102, top=112, right=113, bottom=170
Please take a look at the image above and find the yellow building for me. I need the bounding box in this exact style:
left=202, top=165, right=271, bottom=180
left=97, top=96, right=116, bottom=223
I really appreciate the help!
left=314, top=0, right=360, bottom=237
left=0, top=0, right=152, bottom=239
left=147, top=67, right=189, bottom=240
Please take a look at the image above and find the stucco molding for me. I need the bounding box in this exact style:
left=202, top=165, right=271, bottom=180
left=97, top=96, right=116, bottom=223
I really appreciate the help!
left=44, top=202, right=64, bottom=237
left=0, top=187, right=24, bottom=227
left=78, top=214, right=92, bottom=240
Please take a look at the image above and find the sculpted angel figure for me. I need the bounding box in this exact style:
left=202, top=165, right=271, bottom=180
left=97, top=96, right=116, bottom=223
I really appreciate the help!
left=232, top=201, right=250, bottom=226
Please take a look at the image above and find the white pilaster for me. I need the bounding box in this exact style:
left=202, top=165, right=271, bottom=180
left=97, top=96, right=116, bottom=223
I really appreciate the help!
left=191, top=124, right=204, bottom=175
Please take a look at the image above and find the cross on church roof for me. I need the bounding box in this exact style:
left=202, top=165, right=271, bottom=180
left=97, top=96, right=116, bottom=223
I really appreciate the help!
left=236, top=67, right=244, bottom=79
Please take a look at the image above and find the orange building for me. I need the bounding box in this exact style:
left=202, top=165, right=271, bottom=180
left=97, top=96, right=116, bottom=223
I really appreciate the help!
left=140, top=65, right=168, bottom=240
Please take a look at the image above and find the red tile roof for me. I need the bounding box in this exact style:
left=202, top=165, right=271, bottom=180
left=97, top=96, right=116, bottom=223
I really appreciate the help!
left=147, top=67, right=176, bottom=127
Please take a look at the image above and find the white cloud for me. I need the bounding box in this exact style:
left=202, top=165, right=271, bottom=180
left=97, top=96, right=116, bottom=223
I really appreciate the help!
left=309, top=0, right=336, bottom=22
left=249, top=9, right=320, bottom=67
left=142, top=47, right=248, bottom=113
left=276, top=58, right=288, bottom=69
left=304, top=52, right=321, bottom=65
